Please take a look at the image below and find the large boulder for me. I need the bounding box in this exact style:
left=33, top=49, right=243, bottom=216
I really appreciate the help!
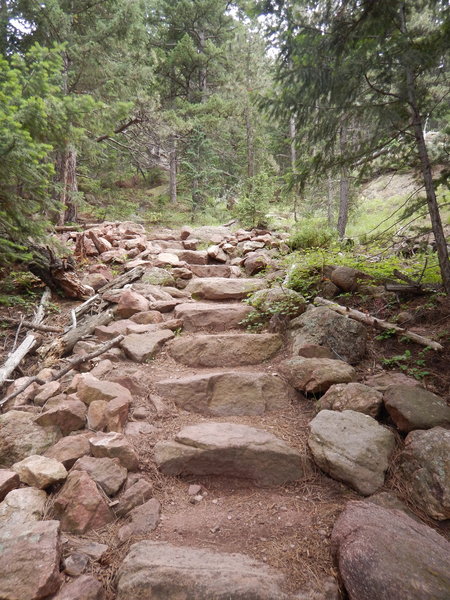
left=12, top=455, right=67, bottom=489
left=120, top=330, right=174, bottom=362
left=116, top=289, right=149, bottom=318
left=187, top=225, right=232, bottom=243
left=154, top=422, right=310, bottom=486
left=317, top=383, right=383, bottom=418
left=44, top=434, right=91, bottom=469
left=0, top=520, right=61, bottom=600
left=331, top=501, right=450, bottom=600
left=383, top=385, right=450, bottom=432
left=53, top=470, right=115, bottom=533
left=329, top=266, right=371, bottom=292
left=278, top=357, right=355, bottom=394
left=248, top=286, right=307, bottom=317
left=167, top=333, right=283, bottom=367
left=76, top=374, right=132, bottom=405
left=189, top=264, right=240, bottom=278
left=289, top=306, right=367, bottom=364
left=399, top=427, right=450, bottom=520
left=156, top=372, right=293, bottom=416
left=186, top=277, right=265, bottom=300
left=142, top=267, right=175, bottom=286
left=34, top=399, right=87, bottom=435
left=174, top=302, right=252, bottom=331
left=308, top=410, right=395, bottom=495
left=116, top=541, right=289, bottom=600
left=0, top=411, right=61, bottom=468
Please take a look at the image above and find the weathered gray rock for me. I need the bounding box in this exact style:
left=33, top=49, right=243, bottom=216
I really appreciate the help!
left=120, top=330, right=174, bottom=362
left=118, top=498, right=161, bottom=540
left=399, top=427, right=450, bottom=520
left=278, top=357, right=355, bottom=394
left=331, top=501, right=450, bottom=600
left=384, top=385, right=450, bottom=432
left=317, top=383, right=383, bottom=417
left=54, top=470, right=115, bottom=533
left=186, top=277, right=265, bottom=300
left=364, top=371, right=421, bottom=391
left=142, top=267, right=175, bottom=286
left=89, top=432, right=139, bottom=470
left=63, top=552, right=89, bottom=576
left=0, top=487, right=47, bottom=525
left=154, top=422, right=310, bottom=486
left=115, top=478, right=153, bottom=517
left=329, top=266, right=371, bottom=292
left=51, top=575, right=105, bottom=600
left=208, top=244, right=228, bottom=263
left=189, top=264, right=240, bottom=278
left=0, top=410, right=61, bottom=468
left=156, top=372, right=292, bottom=416
left=0, top=520, right=61, bottom=600
left=72, top=456, right=127, bottom=496
left=13, top=454, right=67, bottom=489
left=289, top=306, right=367, bottom=364
left=0, top=469, right=20, bottom=501
left=174, top=302, right=252, bottom=331
left=308, top=410, right=395, bottom=495
left=116, top=541, right=289, bottom=600
left=168, top=333, right=283, bottom=367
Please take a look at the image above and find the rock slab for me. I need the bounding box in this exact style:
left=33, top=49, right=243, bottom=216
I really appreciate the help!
left=331, top=501, right=450, bottom=600
left=384, top=384, right=450, bottom=432
left=156, top=372, right=292, bottom=416
left=186, top=277, right=265, bottom=300
left=308, top=410, right=395, bottom=495
left=154, top=422, right=309, bottom=486
left=116, top=541, right=289, bottom=600
left=279, top=357, right=355, bottom=394
left=174, top=302, right=252, bottom=331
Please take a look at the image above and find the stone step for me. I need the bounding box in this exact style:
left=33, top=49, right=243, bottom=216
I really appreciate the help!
left=174, top=302, right=252, bottom=332
left=186, top=276, right=265, bottom=300
left=189, top=264, right=240, bottom=278
left=155, top=371, right=293, bottom=416
left=154, top=422, right=311, bottom=486
left=117, top=541, right=290, bottom=600
left=167, top=333, right=283, bottom=367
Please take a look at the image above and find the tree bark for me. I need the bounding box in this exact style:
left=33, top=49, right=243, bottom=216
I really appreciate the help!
left=56, top=143, right=78, bottom=225
left=245, top=105, right=255, bottom=179
left=169, top=135, right=177, bottom=204
left=337, top=125, right=350, bottom=239
left=327, top=176, right=334, bottom=227
left=400, top=4, right=450, bottom=293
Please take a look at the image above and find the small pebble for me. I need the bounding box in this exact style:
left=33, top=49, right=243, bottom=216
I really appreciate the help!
left=64, top=553, right=89, bottom=576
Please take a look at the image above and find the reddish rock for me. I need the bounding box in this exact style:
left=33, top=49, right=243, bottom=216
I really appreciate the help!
left=34, top=399, right=87, bottom=435
left=331, top=501, right=450, bottom=600
left=4, top=377, right=39, bottom=409
left=89, top=432, right=139, bottom=470
left=174, top=302, right=252, bottom=332
left=33, top=381, right=61, bottom=406
left=129, top=310, right=164, bottom=324
left=105, top=396, right=129, bottom=432
left=0, top=519, right=61, bottom=600
left=13, top=454, right=67, bottom=489
left=54, top=470, right=114, bottom=534
left=72, top=456, right=127, bottom=496
left=116, top=289, right=150, bottom=318
left=0, top=469, right=20, bottom=501
left=76, top=373, right=132, bottom=405
left=120, top=330, right=174, bottom=363
left=52, top=575, right=105, bottom=600
left=87, top=401, right=108, bottom=431
left=44, top=434, right=91, bottom=469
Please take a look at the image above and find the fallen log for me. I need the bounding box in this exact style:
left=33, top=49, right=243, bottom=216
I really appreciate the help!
left=314, top=296, right=443, bottom=351
left=38, top=310, right=114, bottom=364
left=0, top=288, right=51, bottom=388
left=97, top=265, right=145, bottom=294
left=0, top=317, right=63, bottom=333
left=0, top=334, right=124, bottom=409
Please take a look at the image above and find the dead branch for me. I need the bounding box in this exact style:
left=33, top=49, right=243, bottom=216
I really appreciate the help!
left=0, top=287, right=51, bottom=387
left=97, top=266, right=145, bottom=293
left=0, top=335, right=124, bottom=409
left=314, top=296, right=443, bottom=351
left=0, top=317, right=63, bottom=333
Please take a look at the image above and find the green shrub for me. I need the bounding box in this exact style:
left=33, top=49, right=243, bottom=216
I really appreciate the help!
left=233, top=172, right=275, bottom=229
left=288, top=220, right=335, bottom=250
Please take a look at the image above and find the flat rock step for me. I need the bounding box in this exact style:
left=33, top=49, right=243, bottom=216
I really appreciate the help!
left=174, top=302, right=252, bottom=332
left=154, top=422, right=311, bottom=486
left=186, top=277, right=265, bottom=300
left=117, top=541, right=290, bottom=600
left=155, top=371, right=293, bottom=416
left=167, top=333, right=283, bottom=367
left=189, top=264, right=241, bottom=278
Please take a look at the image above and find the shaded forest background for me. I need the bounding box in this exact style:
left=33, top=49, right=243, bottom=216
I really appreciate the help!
left=1, top=0, right=449, bottom=289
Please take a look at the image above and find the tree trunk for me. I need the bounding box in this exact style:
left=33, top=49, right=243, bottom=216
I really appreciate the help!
left=327, top=176, right=334, bottom=227
left=56, top=144, right=78, bottom=225
left=169, top=135, right=177, bottom=204
left=337, top=125, right=349, bottom=239
left=400, top=3, right=450, bottom=293
left=0, top=0, right=7, bottom=56
left=245, top=105, right=255, bottom=178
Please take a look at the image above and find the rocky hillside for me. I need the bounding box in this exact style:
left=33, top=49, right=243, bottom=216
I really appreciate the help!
left=0, top=221, right=449, bottom=600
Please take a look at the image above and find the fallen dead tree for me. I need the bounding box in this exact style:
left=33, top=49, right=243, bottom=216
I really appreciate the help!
left=314, top=296, right=443, bottom=351
left=0, top=317, right=63, bottom=334
left=0, top=287, right=51, bottom=387
left=0, top=334, right=124, bottom=410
